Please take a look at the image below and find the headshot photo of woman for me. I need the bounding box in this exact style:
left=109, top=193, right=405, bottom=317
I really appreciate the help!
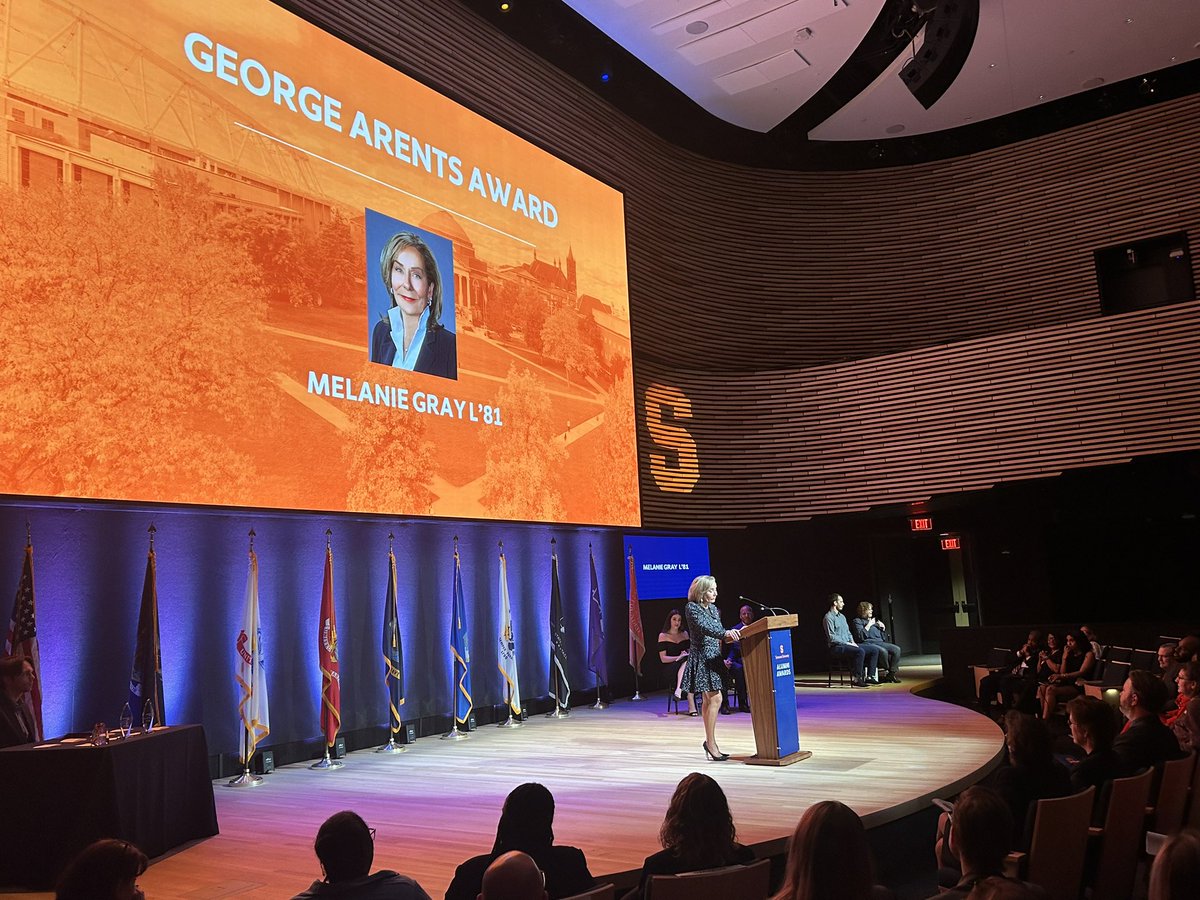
left=368, top=222, right=457, bottom=380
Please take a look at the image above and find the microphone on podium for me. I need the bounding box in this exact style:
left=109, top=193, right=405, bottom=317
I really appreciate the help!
left=738, top=595, right=788, bottom=616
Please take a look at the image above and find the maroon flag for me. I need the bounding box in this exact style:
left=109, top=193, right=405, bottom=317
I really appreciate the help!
left=5, top=541, right=41, bottom=741
left=627, top=550, right=645, bottom=676
left=318, top=545, right=341, bottom=747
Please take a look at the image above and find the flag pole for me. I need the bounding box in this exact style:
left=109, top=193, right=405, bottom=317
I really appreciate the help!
left=312, top=529, right=345, bottom=768
left=443, top=536, right=470, bottom=740
left=589, top=543, right=607, bottom=710
left=545, top=538, right=569, bottom=719
left=229, top=530, right=264, bottom=787
left=378, top=532, right=406, bottom=754
left=496, top=541, right=524, bottom=729
left=628, top=547, right=645, bottom=701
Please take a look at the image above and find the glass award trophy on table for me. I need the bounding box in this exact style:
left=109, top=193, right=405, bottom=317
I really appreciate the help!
left=119, top=703, right=133, bottom=739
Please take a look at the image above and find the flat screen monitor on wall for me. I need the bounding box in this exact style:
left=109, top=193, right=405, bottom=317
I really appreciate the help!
left=0, top=0, right=638, bottom=527
left=625, top=535, right=711, bottom=600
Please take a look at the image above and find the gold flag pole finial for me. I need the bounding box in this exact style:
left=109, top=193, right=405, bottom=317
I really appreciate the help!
left=147, top=523, right=156, bottom=550
left=388, top=531, right=394, bottom=551
left=25, top=518, right=32, bottom=548
left=498, top=539, right=504, bottom=554
left=248, top=528, right=256, bottom=552
left=325, top=528, right=332, bottom=549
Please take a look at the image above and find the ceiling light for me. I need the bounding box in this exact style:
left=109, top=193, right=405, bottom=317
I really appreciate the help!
left=795, top=28, right=813, bottom=42
left=685, top=21, right=708, bottom=35
left=1081, top=77, right=1105, bottom=89
left=886, top=124, right=906, bottom=134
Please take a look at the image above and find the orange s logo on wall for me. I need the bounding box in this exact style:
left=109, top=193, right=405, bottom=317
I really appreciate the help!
left=644, top=383, right=699, bottom=493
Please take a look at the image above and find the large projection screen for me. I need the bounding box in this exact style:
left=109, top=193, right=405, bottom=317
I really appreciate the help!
left=0, top=0, right=639, bottom=526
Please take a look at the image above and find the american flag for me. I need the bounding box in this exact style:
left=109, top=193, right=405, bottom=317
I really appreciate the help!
left=5, top=543, right=42, bottom=741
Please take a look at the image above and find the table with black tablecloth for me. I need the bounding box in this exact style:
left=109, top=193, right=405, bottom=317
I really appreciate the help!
left=0, top=724, right=219, bottom=889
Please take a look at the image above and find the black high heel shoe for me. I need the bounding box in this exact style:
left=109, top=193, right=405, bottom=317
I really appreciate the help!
left=702, top=742, right=730, bottom=761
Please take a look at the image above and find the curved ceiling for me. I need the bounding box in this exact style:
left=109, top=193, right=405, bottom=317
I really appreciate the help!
left=461, top=0, right=1200, bottom=168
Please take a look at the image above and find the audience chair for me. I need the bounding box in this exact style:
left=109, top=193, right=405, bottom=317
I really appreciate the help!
left=971, top=647, right=1013, bottom=702
left=1086, top=767, right=1154, bottom=900
left=1189, top=746, right=1200, bottom=830
left=1084, top=659, right=1129, bottom=700
left=1106, top=646, right=1134, bottom=664
left=562, top=884, right=616, bottom=900
left=1004, top=785, right=1094, bottom=900
left=828, top=650, right=853, bottom=687
left=648, top=859, right=769, bottom=900
left=1130, top=648, right=1159, bottom=672
left=1150, top=752, right=1197, bottom=835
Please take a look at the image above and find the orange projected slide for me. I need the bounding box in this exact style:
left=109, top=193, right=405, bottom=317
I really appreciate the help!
left=0, top=0, right=639, bottom=526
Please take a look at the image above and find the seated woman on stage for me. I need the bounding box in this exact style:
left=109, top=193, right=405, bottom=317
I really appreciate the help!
left=445, top=783, right=593, bottom=900
left=627, top=772, right=754, bottom=900
left=658, top=610, right=696, bottom=716
left=1038, top=631, right=1095, bottom=720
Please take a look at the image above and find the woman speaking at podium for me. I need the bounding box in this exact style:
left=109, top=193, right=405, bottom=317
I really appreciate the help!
left=682, top=576, right=741, bottom=761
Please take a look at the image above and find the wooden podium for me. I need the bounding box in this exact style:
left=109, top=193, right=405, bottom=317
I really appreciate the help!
left=739, top=615, right=811, bottom=766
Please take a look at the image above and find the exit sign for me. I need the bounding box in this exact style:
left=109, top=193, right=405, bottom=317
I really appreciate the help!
left=910, top=517, right=933, bottom=532
left=940, top=536, right=961, bottom=551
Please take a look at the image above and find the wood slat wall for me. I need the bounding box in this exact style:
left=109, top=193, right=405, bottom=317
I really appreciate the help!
left=283, top=0, right=1200, bottom=527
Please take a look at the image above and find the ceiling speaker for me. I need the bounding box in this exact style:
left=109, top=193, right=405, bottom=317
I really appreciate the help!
left=899, top=0, right=980, bottom=109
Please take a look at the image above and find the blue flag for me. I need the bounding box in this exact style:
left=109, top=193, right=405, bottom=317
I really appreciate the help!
left=382, top=548, right=405, bottom=735
left=586, top=547, right=607, bottom=684
left=451, top=549, right=473, bottom=725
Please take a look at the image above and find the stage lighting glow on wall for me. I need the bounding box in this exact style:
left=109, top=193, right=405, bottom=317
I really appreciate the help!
left=0, top=0, right=638, bottom=527
left=899, top=0, right=980, bottom=110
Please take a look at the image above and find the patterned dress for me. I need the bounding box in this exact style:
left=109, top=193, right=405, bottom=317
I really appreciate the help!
left=681, top=601, right=728, bottom=694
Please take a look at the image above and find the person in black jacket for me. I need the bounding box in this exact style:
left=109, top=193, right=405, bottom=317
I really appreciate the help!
left=445, top=783, right=592, bottom=900
left=370, top=231, right=457, bottom=380
left=0, top=655, right=37, bottom=749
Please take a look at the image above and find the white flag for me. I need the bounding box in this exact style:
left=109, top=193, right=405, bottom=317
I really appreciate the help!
left=497, top=552, right=521, bottom=716
left=236, top=550, right=270, bottom=764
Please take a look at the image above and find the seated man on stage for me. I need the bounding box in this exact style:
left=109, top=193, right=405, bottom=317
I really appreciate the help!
left=292, top=810, right=431, bottom=899
left=719, top=604, right=754, bottom=714
left=824, top=594, right=881, bottom=688
left=851, top=601, right=902, bottom=683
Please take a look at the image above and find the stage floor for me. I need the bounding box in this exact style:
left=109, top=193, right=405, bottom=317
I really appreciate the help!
left=13, top=671, right=1005, bottom=898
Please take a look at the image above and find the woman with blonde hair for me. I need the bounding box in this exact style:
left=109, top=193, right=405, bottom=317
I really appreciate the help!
left=681, top=576, right=740, bottom=760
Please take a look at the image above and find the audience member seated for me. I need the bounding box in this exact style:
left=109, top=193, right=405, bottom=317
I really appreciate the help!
left=627, top=772, right=754, bottom=900
left=1164, top=661, right=1200, bottom=753
left=480, top=852, right=548, bottom=900
left=851, top=602, right=902, bottom=683
left=1064, top=696, right=1122, bottom=794
left=1079, top=625, right=1103, bottom=661
left=293, top=811, right=430, bottom=899
left=56, top=839, right=148, bottom=900
left=446, top=783, right=592, bottom=900
left=978, top=631, right=1043, bottom=713
left=1158, top=644, right=1181, bottom=701
left=1037, top=631, right=1094, bottom=720
left=1149, top=829, right=1200, bottom=900
left=0, top=654, right=38, bottom=749
left=720, top=604, right=753, bottom=714
left=929, top=786, right=1047, bottom=900
left=1176, top=636, right=1200, bottom=666
left=824, top=593, right=882, bottom=688
left=986, top=712, right=1071, bottom=841
left=770, top=800, right=892, bottom=900
left=1011, top=634, right=1062, bottom=715
left=1114, top=670, right=1185, bottom=777
left=658, top=610, right=695, bottom=716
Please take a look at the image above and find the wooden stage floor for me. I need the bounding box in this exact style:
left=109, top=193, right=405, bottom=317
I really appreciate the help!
left=14, top=677, right=1005, bottom=898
